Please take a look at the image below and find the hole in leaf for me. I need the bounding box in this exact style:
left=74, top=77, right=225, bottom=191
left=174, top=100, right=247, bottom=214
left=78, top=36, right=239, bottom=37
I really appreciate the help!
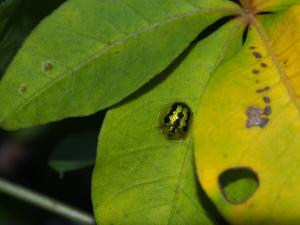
left=219, top=167, right=259, bottom=204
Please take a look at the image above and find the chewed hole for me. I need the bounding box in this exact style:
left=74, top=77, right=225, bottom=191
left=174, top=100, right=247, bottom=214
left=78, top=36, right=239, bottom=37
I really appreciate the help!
left=219, top=167, right=259, bottom=204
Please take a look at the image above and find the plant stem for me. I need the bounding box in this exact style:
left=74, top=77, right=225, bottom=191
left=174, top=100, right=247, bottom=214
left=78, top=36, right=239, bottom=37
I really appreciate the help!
left=0, top=177, right=95, bottom=225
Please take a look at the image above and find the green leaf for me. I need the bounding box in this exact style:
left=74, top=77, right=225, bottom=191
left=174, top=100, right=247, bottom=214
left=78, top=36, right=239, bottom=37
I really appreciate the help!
left=92, top=19, right=244, bottom=225
left=49, top=130, right=97, bottom=173
left=0, top=0, right=239, bottom=130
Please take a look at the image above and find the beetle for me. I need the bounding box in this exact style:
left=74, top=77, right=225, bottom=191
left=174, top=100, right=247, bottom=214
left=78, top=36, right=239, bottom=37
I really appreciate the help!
left=162, top=102, right=191, bottom=140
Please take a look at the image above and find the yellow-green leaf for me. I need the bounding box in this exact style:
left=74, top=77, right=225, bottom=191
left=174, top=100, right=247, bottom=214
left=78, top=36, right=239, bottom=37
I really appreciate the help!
left=92, top=19, right=244, bottom=225
left=195, top=3, right=300, bottom=224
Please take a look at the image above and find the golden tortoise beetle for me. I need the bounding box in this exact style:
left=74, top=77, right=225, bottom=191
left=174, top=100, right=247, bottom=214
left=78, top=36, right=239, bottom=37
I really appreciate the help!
left=162, top=102, right=192, bottom=140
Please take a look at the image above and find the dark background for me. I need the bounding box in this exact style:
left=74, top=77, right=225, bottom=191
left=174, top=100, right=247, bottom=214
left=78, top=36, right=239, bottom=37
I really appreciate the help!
left=0, top=0, right=104, bottom=224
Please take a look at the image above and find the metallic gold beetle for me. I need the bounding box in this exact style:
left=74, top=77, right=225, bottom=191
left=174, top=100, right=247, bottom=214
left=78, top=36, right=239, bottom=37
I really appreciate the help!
left=162, top=102, right=191, bottom=140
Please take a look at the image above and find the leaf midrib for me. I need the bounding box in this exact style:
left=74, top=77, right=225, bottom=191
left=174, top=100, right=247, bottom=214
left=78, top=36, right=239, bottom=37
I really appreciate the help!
left=166, top=20, right=245, bottom=225
left=251, top=16, right=300, bottom=116
left=166, top=139, right=192, bottom=225
left=1, top=6, right=236, bottom=126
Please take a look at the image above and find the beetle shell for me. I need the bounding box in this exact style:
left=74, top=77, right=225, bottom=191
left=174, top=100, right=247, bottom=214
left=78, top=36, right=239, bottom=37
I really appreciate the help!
left=162, top=102, right=191, bottom=140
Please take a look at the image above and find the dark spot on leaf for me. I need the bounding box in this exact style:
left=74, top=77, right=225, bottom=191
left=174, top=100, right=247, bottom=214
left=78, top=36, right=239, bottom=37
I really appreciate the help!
left=256, top=86, right=270, bottom=93
left=43, top=62, right=53, bottom=71
left=263, top=96, right=271, bottom=103
left=259, top=118, right=269, bottom=127
left=246, top=106, right=270, bottom=128
left=246, top=106, right=263, bottom=117
left=263, top=106, right=272, bottom=115
left=260, top=62, right=268, bottom=68
left=253, top=52, right=262, bottom=59
left=249, top=46, right=256, bottom=50
left=246, top=106, right=263, bottom=128
left=255, top=80, right=260, bottom=83
left=219, top=167, right=259, bottom=204
left=252, top=69, right=260, bottom=74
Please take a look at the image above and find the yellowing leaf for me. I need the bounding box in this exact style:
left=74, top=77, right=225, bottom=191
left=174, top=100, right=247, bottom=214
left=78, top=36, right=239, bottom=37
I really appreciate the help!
left=240, top=0, right=300, bottom=11
left=195, top=4, right=300, bottom=225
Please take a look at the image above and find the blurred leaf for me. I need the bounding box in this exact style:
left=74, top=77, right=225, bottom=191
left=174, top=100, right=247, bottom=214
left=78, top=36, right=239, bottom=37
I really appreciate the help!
left=0, top=0, right=67, bottom=77
left=0, top=0, right=239, bottom=130
left=92, top=18, right=244, bottom=225
left=0, top=15, right=35, bottom=76
left=49, top=131, right=97, bottom=173
left=0, top=0, right=20, bottom=34
left=11, top=124, right=49, bottom=142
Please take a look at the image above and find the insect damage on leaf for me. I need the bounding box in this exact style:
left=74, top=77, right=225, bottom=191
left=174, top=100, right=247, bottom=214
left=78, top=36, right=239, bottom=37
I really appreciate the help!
left=263, top=106, right=272, bottom=116
left=256, top=86, right=271, bottom=93
left=252, top=69, right=260, bottom=74
left=252, top=51, right=262, bottom=59
left=162, top=102, right=191, bottom=140
left=246, top=88, right=272, bottom=128
left=43, top=62, right=53, bottom=71
left=219, top=167, right=259, bottom=205
left=18, top=84, right=27, bottom=94
left=263, top=96, right=271, bottom=103
left=260, top=62, right=268, bottom=68
left=246, top=106, right=269, bottom=128
left=245, top=46, right=272, bottom=129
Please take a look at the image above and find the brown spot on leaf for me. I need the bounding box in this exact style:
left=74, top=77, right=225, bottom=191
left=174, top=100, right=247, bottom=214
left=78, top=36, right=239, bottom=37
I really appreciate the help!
left=252, top=69, right=260, bottom=74
left=249, top=46, right=256, bottom=50
left=253, top=52, right=262, bottom=59
left=256, top=86, right=270, bottom=93
left=260, top=62, right=268, bottom=68
left=43, top=63, right=53, bottom=71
